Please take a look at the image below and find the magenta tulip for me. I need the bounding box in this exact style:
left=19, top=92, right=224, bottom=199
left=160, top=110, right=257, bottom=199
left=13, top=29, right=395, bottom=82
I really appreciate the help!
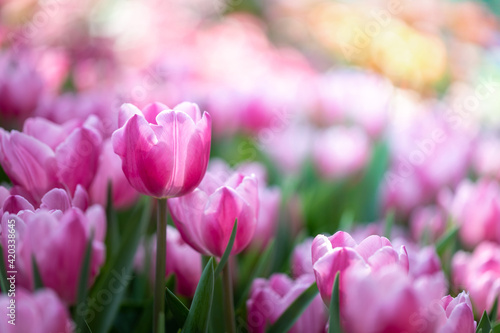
left=0, top=190, right=106, bottom=304
left=168, top=161, right=259, bottom=257
left=452, top=242, right=500, bottom=317
left=312, top=231, right=409, bottom=305
left=0, top=288, right=72, bottom=333
left=342, top=265, right=447, bottom=333
left=438, top=292, right=476, bottom=333
left=446, top=178, right=500, bottom=247
left=0, top=116, right=102, bottom=203
left=247, top=274, right=327, bottom=333
left=111, top=102, right=211, bottom=198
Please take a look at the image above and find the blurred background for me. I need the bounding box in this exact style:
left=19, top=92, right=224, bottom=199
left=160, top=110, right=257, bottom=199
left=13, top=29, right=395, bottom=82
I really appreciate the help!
left=1, top=0, right=500, bottom=234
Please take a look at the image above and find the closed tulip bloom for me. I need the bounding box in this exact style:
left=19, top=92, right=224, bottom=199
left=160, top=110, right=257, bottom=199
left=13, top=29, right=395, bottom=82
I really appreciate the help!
left=112, top=102, right=211, bottom=198
left=312, top=231, right=409, bottom=305
left=0, top=191, right=106, bottom=304
left=452, top=242, right=500, bottom=317
left=447, top=178, right=500, bottom=247
left=247, top=274, right=327, bottom=333
left=168, top=162, right=259, bottom=257
left=0, top=288, right=72, bottom=333
left=0, top=116, right=102, bottom=203
left=342, top=265, right=446, bottom=333
left=438, top=292, right=476, bottom=333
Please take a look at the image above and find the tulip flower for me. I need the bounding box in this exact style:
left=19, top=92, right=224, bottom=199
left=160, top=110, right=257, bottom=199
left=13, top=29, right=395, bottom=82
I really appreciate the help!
left=168, top=163, right=259, bottom=257
left=247, top=274, right=328, bottom=333
left=0, top=116, right=102, bottom=203
left=438, top=292, right=476, bottom=333
left=452, top=242, right=500, bottom=317
left=342, top=264, right=447, bottom=333
left=111, top=102, right=211, bottom=199
left=0, top=190, right=106, bottom=304
left=409, top=205, right=446, bottom=243
left=0, top=288, right=72, bottom=333
left=446, top=178, right=500, bottom=247
left=112, top=101, right=211, bottom=332
left=312, top=231, right=408, bottom=305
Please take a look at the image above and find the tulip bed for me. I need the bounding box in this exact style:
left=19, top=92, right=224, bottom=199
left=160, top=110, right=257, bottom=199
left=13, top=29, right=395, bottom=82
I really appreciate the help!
left=1, top=0, right=500, bottom=333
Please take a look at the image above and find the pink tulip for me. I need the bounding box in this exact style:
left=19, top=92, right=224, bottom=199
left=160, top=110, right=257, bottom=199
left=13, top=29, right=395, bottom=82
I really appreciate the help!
left=237, top=162, right=281, bottom=251
left=438, top=292, right=476, bottom=333
left=89, top=139, right=139, bottom=209
left=342, top=264, right=447, bottom=333
left=135, top=226, right=202, bottom=298
left=291, top=238, right=314, bottom=278
left=312, top=231, right=408, bottom=305
left=247, top=274, right=328, bottom=333
left=0, top=116, right=102, bottom=203
left=312, top=126, right=370, bottom=179
left=0, top=51, right=45, bottom=123
left=446, top=178, right=500, bottom=247
left=410, top=205, right=447, bottom=243
left=168, top=161, right=259, bottom=257
left=0, top=288, right=72, bottom=333
left=0, top=190, right=106, bottom=304
left=112, top=102, right=211, bottom=198
left=452, top=242, right=500, bottom=317
left=472, top=135, right=500, bottom=180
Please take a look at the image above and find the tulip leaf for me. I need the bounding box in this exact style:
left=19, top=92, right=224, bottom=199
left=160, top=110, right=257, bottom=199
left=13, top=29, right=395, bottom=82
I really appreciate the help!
left=183, top=257, right=215, bottom=333
left=0, top=245, right=9, bottom=293
left=492, top=322, right=500, bottom=333
left=74, top=233, right=94, bottom=332
left=166, top=287, right=189, bottom=327
left=477, top=311, right=492, bottom=333
left=88, top=197, right=152, bottom=333
left=328, top=272, right=342, bottom=333
left=489, top=295, right=499, bottom=322
left=215, top=219, right=238, bottom=276
left=133, top=297, right=153, bottom=333
left=267, top=282, right=319, bottom=333
left=436, top=226, right=459, bottom=257
left=105, top=182, right=120, bottom=259
left=31, top=255, right=44, bottom=290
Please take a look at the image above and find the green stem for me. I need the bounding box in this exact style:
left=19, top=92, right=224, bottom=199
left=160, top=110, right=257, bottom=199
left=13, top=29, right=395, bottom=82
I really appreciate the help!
left=222, top=261, right=236, bottom=333
left=153, top=198, right=167, bottom=333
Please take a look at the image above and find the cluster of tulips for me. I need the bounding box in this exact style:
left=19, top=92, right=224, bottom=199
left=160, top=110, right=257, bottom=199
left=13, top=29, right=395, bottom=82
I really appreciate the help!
left=0, top=0, right=500, bottom=332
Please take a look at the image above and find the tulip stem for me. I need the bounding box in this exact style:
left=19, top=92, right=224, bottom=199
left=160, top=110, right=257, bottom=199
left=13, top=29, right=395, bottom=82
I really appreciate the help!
left=154, top=198, right=167, bottom=333
left=222, top=261, right=236, bottom=333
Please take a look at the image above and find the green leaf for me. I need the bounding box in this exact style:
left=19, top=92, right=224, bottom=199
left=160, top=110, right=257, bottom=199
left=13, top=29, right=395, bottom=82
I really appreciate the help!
left=328, top=272, right=342, bottom=333
left=133, top=297, right=153, bottom=333
left=489, top=295, right=499, bottom=323
left=436, top=226, right=459, bottom=257
left=384, top=210, right=395, bottom=239
left=0, top=245, right=9, bottom=293
left=267, top=282, right=319, bottom=333
left=31, top=255, right=44, bottom=290
left=166, top=287, right=189, bottom=327
left=74, top=234, right=94, bottom=332
left=214, top=219, right=237, bottom=276
left=105, top=182, right=120, bottom=259
left=88, top=197, right=152, bottom=333
left=183, top=258, right=216, bottom=333
left=339, top=210, right=354, bottom=232
left=476, top=311, right=492, bottom=333
left=492, top=322, right=500, bottom=333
